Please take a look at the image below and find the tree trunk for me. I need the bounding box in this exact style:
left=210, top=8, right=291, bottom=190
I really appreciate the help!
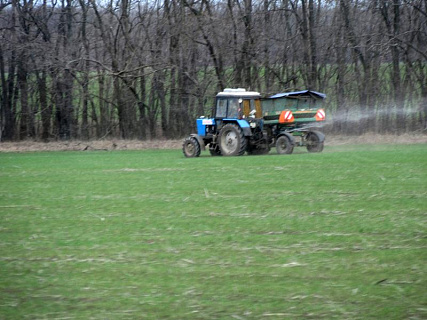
left=0, top=45, right=16, bottom=141
left=79, top=0, right=90, bottom=139
left=37, top=70, right=51, bottom=141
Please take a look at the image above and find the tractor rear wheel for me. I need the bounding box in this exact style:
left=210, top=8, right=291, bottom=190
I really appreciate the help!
left=218, top=123, right=247, bottom=156
left=306, top=131, right=324, bottom=153
left=182, top=136, right=201, bottom=157
left=276, top=135, right=294, bottom=154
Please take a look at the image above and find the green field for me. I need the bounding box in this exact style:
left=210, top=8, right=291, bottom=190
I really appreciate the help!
left=0, top=144, right=426, bottom=319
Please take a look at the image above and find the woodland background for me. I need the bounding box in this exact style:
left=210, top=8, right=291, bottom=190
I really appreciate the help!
left=0, top=0, right=426, bottom=141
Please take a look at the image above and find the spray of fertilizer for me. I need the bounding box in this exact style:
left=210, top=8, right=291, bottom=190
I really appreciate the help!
left=314, top=104, right=426, bottom=132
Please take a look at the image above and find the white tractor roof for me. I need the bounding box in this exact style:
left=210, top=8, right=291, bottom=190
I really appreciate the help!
left=216, top=88, right=261, bottom=98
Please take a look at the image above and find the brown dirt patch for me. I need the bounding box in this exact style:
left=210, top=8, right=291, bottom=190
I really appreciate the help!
left=0, top=139, right=183, bottom=153
left=0, top=134, right=425, bottom=153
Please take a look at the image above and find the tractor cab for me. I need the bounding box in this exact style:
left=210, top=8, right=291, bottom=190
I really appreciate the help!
left=214, top=88, right=262, bottom=120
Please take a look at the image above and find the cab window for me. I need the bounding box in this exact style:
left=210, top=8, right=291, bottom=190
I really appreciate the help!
left=227, top=98, right=239, bottom=118
left=216, top=98, right=227, bottom=118
left=216, top=98, right=240, bottom=118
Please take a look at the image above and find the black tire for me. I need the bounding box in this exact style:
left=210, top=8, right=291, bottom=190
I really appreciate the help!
left=276, top=135, right=294, bottom=154
left=209, top=144, right=222, bottom=156
left=182, top=136, right=201, bottom=157
left=306, top=131, right=324, bottom=153
left=218, top=123, right=247, bottom=156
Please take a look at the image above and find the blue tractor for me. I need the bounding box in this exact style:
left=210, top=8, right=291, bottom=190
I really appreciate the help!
left=182, top=88, right=270, bottom=157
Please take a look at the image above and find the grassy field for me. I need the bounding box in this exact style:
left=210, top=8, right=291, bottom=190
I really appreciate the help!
left=0, top=144, right=426, bottom=319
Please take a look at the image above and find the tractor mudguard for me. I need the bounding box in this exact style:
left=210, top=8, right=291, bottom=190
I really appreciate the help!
left=278, top=132, right=295, bottom=145
left=307, top=130, right=325, bottom=143
left=223, top=119, right=252, bottom=136
left=189, top=134, right=206, bottom=151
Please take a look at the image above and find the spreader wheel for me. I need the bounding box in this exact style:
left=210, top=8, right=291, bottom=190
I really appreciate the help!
left=182, top=136, right=201, bottom=158
left=276, top=135, right=294, bottom=155
left=306, top=131, right=324, bottom=153
left=218, top=123, right=247, bottom=156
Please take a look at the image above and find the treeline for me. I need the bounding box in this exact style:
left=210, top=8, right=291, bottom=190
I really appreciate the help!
left=0, top=0, right=426, bottom=141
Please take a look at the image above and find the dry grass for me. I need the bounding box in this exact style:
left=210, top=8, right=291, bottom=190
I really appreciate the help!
left=0, top=134, right=425, bottom=153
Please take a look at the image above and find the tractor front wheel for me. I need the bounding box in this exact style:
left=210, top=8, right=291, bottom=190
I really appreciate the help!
left=276, top=135, right=294, bottom=154
left=182, top=136, right=201, bottom=157
left=218, top=123, right=247, bottom=156
left=306, top=131, right=324, bottom=153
